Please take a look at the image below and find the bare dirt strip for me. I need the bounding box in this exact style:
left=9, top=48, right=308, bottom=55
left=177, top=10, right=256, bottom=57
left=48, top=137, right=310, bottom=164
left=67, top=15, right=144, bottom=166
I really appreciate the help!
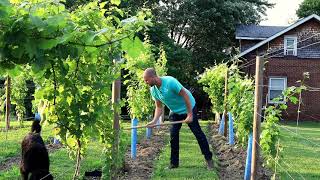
left=116, top=127, right=167, bottom=180
left=208, top=123, right=272, bottom=180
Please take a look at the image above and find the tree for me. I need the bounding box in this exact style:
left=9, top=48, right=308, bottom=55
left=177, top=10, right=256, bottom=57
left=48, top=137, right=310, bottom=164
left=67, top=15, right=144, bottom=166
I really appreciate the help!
left=0, top=0, right=149, bottom=179
left=36, top=0, right=273, bottom=74
left=297, top=0, right=320, bottom=18
left=11, top=68, right=30, bottom=126
left=121, top=0, right=272, bottom=84
left=61, top=0, right=273, bottom=114
left=154, top=0, right=272, bottom=68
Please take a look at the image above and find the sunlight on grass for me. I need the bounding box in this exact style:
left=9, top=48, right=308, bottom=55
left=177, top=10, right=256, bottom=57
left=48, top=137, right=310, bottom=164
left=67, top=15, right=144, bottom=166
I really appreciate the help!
left=0, top=123, right=54, bottom=163
left=279, top=122, right=320, bottom=180
left=0, top=142, right=104, bottom=180
left=152, top=121, right=218, bottom=180
left=0, top=120, right=149, bottom=179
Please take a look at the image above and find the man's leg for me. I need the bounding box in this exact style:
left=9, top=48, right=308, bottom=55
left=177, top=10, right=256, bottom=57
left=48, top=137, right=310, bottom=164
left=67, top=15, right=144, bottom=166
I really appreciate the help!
left=187, top=108, right=213, bottom=162
left=169, top=113, right=183, bottom=167
left=170, top=122, right=182, bottom=167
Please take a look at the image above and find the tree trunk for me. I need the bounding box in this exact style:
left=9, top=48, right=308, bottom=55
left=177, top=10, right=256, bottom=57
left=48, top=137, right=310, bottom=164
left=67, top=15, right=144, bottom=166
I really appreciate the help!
left=5, top=75, right=11, bottom=130
left=73, top=139, right=81, bottom=180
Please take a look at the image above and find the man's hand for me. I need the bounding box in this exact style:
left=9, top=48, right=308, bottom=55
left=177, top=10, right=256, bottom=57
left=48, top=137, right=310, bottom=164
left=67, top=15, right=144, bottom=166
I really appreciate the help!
left=146, top=120, right=157, bottom=128
left=184, top=113, right=193, bottom=124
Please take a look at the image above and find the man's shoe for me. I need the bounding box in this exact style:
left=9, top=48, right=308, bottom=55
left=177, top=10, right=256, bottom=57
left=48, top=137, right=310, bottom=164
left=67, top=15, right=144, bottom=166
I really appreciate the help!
left=165, top=164, right=179, bottom=170
left=206, top=159, right=214, bottom=170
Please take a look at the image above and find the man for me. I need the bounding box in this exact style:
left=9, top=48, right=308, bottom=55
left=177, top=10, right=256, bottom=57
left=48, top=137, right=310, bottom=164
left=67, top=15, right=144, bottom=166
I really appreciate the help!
left=143, top=68, right=213, bottom=170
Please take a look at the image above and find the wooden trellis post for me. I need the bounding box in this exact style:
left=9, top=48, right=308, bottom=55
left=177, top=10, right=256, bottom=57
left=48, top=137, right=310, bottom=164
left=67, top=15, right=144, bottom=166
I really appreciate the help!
left=111, top=61, right=121, bottom=178
left=251, top=56, right=264, bottom=180
left=223, top=69, right=228, bottom=137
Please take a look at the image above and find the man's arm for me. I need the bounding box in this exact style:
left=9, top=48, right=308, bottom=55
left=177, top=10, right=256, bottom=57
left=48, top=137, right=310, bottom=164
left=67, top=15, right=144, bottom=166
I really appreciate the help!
left=179, top=88, right=193, bottom=123
left=147, top=100, right=163, bottom=127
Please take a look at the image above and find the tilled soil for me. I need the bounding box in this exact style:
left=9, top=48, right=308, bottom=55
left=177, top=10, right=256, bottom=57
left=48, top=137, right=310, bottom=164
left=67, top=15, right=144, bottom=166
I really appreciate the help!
left=116, top=127, right=167, bottom=180
left=208, top=123, right=272, bottom=180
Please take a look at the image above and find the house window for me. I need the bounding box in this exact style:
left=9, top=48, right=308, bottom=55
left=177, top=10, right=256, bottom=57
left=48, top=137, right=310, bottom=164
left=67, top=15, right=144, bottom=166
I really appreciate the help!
left=268, top=77, right=287, bottom=103
left=284, top=36, right=297, bottom=56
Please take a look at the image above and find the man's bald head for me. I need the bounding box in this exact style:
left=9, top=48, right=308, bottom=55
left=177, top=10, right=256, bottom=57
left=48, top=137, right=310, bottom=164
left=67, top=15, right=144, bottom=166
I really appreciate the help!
left=143, top=68, right=157, bottom=78
left=143, top=68, right=159, bottom=87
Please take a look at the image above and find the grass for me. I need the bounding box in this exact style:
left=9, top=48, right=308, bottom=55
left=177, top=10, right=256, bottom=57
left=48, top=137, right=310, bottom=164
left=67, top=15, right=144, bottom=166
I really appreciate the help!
left=0, top=120, right=147, bottom=179
left=0, top=122, right=55, bottom=163
left=0, top=141, right=105, bottom=180
left=278, top=121, right=320, bottom=180
left=2, top=119, right=320, bottom=179
left=151, top=121, right=219, bottom=180
left=0, top=120, right=33, bottom=129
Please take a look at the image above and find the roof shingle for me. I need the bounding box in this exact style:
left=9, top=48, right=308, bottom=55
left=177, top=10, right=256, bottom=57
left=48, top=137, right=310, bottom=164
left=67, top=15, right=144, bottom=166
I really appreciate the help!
left=236, top=25, right=287, bottom=39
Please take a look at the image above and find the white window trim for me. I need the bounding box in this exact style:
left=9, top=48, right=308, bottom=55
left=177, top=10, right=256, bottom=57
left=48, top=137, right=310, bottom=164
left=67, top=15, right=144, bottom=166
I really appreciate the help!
left=268, top=77, right=287, bottom=104
left=284, top=36, right=297, bottom=56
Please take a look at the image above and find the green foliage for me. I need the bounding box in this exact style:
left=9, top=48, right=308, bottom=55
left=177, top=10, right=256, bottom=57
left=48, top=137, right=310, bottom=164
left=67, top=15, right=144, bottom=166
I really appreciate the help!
left=200, top=63, right=254, bottom=145
left=155, top=44, right=168, bottom=77
left=227, top=65, right=254, bottom=146
left=260, top=85, right=304, bottom=166
left=261, top=73, right=308, bottom=167
left=123, top=36, right=167, bottom=121
left=199, top=62, right=304, bottom=167
left=151, top=0, right=272, bottom=70
left=11, top=68, right=30, bottom=126
left=102, top=131, right=129, bottom=179
left=297, top=0, right=320, bottom=18
left=198, top=64, right=227, bottom=114
left=0, top=82, right=4, bottom=121
left=112, top=0, right=273, bottom=95
left=0, top=0, right=150, bottom=178
left=260, top=105, right=282, bottom=166
left=123, top=37, right=154, bottom=120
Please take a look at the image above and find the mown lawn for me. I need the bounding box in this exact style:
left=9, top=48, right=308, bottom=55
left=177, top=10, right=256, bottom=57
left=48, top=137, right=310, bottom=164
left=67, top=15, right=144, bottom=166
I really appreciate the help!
left=0, top=121, right=55, bottom=163
left=279, top=121, right=320, bottom=180
left=0, top=141, right=105, bottom=180
left=152, top=121, right=219, bottom=180
left=0, top=120, right=146, bottom=179
left=0, top=120, right=32, bottom=129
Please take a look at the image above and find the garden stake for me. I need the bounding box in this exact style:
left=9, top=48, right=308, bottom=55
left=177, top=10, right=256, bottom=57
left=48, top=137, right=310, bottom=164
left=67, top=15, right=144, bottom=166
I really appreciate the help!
left=245, top=133, right=253, bottom=180
left=218, top=113, right=225, bottom=135
left=228, top=112, right=235, bottom=145
left=131, top=118, right=138, bottom=159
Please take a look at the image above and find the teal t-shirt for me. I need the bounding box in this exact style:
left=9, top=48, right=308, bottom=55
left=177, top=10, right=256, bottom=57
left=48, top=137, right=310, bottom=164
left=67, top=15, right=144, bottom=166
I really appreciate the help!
left=150, top=76, right=195, bottom=114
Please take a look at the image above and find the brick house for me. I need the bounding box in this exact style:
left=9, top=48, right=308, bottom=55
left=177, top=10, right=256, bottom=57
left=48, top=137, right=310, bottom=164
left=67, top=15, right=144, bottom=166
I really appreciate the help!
left=236, top=14, right=320, bottom=121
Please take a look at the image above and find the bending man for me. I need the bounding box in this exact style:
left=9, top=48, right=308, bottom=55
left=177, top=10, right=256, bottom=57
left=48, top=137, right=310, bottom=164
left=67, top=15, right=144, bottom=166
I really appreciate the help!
left=143, top=68, right=213, bottom=170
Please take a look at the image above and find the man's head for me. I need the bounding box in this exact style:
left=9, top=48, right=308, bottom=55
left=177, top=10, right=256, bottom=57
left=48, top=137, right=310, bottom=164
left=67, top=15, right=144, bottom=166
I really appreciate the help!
left=143, top=68, right=158, bottom=86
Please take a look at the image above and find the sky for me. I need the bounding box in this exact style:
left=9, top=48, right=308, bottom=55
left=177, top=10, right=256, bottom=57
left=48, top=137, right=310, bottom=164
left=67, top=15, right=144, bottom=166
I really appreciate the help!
left=260, top=0, right=304, bottom=26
